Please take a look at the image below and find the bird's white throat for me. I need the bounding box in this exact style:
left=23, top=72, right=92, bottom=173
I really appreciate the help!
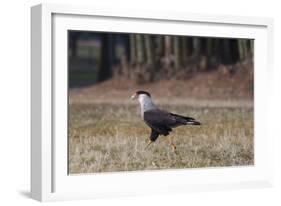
left=138, top=94, right=157, bottom=116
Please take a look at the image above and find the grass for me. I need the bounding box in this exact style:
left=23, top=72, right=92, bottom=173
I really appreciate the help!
left=68, top=101, right=254, bottom=174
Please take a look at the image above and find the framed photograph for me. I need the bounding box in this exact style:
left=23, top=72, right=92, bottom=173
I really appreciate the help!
left=31, top=3, right=274, bottom=201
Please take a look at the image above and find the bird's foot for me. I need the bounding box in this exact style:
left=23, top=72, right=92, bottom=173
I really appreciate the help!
left=145, top=140, right=153, bottom=149
left=170, top=143, right=177, bottom=153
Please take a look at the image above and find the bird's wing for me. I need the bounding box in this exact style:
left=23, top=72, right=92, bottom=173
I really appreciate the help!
left=143, top=109, right=175, bottom=135
left=170, top=113, right=201, bottom=125
left=144, top=109, right=176, bottom=125
left=170, top=113, right=195, bottom=121
left=144, top=109, right=200, bottom=133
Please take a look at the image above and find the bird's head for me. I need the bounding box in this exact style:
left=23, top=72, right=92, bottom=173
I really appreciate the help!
left=131, top=90, right=151, bottom=101
left=131, top=91, right=156, bottom=111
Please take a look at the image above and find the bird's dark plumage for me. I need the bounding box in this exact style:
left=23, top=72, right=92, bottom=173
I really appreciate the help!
left=149, top=129, right=160, bottom=141
left=144, top=109, right=201, bottom=142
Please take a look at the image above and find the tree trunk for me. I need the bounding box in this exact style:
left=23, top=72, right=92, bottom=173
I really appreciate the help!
left=98, top=33, right=114, bottom=82
left=163, top=35, right=172, bottom=69
left=144, top=35, right=154, bottom=65
left=173, top=36, right=182, bottom=69
left=192, top=37, right=201, bottom=58
left=222, top=39, right=232, bottom=64
left=250, top=40, right=254, bottom=57
left=206, top=38, right=213, bottom=57
left=164, top=36, right=172, bottom=58
left=181, top=37, right=188, bottom=66
left=129, top=34, right=137, bottom=64
left=154, top=35, right=164, bottom=69
left=238, top=39, right=248, bottom=61
left=136, top=34, right=145, bottom=64
left=155, top=36, right=164, bottom=58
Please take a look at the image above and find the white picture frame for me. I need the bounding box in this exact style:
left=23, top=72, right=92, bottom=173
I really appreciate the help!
left=31, top=3, right=274, bottom=202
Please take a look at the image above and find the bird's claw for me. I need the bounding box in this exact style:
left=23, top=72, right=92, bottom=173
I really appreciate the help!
left=170, top=143, right=177, bottom=153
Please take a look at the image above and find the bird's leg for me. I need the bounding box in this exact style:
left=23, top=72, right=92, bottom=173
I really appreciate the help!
left=145, top=140, right=153, bottom=149
left=169, top=136, right=177, bottom=152
left=171, top=143, right=177, bottom=152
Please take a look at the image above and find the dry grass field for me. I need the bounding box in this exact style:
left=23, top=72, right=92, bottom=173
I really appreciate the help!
left=68, top=92, right=254, bottom=174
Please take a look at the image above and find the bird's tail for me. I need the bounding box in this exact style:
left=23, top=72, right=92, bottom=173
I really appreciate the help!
left=171, top=113, right=201, bottom=125
left=186, top=120, right=201, bottom=125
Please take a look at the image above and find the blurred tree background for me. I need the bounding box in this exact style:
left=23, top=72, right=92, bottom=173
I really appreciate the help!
left=68, top=31, right=253, bottom=87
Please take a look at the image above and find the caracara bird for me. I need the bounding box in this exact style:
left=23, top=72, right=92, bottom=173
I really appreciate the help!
left=131, top=91, right=201, bottom=151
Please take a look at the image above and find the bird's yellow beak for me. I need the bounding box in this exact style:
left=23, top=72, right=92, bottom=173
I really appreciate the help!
left=131, top=93, right=138, bottom=100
